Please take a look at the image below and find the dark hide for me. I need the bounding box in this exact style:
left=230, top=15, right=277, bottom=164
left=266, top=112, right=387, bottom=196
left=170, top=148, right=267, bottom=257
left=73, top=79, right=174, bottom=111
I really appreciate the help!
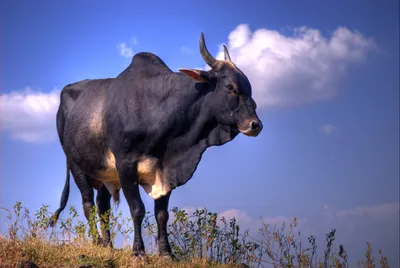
left=59, top=53, right=239, bottom=193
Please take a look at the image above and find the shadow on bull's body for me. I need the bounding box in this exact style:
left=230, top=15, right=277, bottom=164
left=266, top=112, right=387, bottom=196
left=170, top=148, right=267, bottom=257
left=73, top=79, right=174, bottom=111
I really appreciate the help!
left=49, top=33, right=263, bottom=261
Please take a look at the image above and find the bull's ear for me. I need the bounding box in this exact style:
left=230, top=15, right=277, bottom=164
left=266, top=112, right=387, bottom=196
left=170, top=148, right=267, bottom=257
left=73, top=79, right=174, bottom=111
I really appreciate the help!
left=179, top=68, right=208, bottom=82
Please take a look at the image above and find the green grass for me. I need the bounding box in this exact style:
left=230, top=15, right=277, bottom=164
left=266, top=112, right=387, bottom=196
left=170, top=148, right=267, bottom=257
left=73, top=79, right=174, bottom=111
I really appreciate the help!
left=0, top=202, right=391, bottom=267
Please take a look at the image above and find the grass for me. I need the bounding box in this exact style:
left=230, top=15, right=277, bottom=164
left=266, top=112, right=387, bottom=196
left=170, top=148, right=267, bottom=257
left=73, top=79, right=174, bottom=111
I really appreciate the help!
left=0, top=202, right=391, bottom=268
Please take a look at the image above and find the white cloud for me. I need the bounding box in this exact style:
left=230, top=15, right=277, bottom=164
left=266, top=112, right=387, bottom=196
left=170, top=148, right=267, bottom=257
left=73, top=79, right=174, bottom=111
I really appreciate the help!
left=117, top=42, right=134, bottom=59
left=334, top=202, right=399, bottom=221
left=130, top=37, right=138, bottom=45
left=319, top=124, right=338, bottom=135
left=0, top=87, right=60, bottom=143
left=180, top=46, right=192, bottom=54
left=117, top=37, right=137, bottom=58
left=219, top=209, right=302, bottom=237
left=170, top=207, right=299, bottom=237
left=321, top=203, right=400, bottom=236
left=207, top=24, right=377, bottom=108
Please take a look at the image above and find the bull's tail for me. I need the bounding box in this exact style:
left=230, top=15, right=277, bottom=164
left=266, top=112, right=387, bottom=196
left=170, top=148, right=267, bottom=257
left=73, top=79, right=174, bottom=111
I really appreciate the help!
left=49, top=160, right=70, bottom=227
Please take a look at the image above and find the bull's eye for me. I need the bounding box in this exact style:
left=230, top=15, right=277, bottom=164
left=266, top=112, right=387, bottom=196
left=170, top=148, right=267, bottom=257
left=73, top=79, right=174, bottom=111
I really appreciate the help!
left=226, top=84, right=234, bottom=90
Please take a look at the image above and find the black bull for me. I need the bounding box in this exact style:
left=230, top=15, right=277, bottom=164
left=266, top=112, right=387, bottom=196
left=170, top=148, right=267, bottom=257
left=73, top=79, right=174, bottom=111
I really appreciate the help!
left=49, top=33, right=263, bottom=259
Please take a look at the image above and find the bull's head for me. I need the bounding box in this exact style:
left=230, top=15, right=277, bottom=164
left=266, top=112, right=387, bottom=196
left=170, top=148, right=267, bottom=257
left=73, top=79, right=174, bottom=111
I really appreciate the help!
left=179, top=33, right=263, bottom=137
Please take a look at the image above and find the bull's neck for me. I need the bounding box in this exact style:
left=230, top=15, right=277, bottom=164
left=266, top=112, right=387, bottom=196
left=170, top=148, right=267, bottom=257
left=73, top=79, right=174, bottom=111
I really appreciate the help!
left=170, top=82, right=211, bottom=146
left=182, top=84, right=235, bottom=148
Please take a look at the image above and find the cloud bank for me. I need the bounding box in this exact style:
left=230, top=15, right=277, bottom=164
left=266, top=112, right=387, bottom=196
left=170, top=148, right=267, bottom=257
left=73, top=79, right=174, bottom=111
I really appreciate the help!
left=0, top=88, right=60, bottom=142
left=210, top=24, right=377, bottom=108
left=170, top=206, right=300, bottom=238
left=319, top=124, right=338, bottom=135
left=329, top=202, right=399, bottom=222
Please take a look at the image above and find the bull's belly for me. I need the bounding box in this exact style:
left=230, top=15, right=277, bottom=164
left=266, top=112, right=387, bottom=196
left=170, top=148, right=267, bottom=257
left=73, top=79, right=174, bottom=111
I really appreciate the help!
left=94, top=150, right=169, bottom=200
left=63, top=114, right=168, bottom=199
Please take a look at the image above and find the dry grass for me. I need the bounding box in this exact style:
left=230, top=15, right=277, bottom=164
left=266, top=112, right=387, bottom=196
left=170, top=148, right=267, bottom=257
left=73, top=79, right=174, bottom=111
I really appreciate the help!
left=0, top=237, right=243, bottom=267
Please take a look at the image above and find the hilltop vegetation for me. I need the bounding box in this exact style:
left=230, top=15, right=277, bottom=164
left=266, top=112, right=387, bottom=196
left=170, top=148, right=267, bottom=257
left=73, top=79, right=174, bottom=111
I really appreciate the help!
left=0, top=202, right=391, bottom=267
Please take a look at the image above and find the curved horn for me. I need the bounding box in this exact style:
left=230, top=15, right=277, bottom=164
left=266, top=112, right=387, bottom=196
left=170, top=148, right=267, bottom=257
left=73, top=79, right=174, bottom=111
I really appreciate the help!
left=223, top=45, right=232, bottom=61
left=200, top=32, right=220, bottom=69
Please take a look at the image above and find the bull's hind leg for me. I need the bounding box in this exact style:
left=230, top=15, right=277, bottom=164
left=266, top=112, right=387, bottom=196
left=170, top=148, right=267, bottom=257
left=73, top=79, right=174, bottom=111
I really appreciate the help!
left=69, top=162, right=102, bottom=245
left=96, top=184, right=113, bottom=247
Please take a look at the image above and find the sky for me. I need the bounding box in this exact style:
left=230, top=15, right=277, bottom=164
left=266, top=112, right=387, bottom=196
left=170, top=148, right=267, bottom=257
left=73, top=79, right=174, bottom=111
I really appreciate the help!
left=1, top=0, right=399, bottom=266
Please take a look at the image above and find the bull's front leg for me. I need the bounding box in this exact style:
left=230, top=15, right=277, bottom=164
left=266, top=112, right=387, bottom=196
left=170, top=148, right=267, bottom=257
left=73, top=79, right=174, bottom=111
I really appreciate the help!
left=117, top=156, right=146, bottom=259
left=154, top=191, right=174, bottom=260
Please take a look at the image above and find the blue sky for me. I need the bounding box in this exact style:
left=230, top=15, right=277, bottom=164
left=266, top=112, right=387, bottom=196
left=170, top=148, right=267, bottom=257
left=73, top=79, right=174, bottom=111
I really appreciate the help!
left=1, top=0, right=399, bottom=266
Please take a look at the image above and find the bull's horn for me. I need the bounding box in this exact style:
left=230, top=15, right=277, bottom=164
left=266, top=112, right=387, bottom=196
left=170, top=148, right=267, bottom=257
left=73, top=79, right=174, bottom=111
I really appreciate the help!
left=223, top=45, right=232, bottom=61
left=200, top=32, right=220, bottom=69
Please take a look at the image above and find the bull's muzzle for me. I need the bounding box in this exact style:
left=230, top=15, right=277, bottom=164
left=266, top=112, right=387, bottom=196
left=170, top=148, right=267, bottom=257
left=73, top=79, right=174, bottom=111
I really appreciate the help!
left=239, top=119, right=263, bottom=137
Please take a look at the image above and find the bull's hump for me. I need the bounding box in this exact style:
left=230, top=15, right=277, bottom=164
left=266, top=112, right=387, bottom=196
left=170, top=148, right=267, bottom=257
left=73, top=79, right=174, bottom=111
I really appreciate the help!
left=118, top=52, right=173, bottom=78
left=133, top=52, right=170, bottom=68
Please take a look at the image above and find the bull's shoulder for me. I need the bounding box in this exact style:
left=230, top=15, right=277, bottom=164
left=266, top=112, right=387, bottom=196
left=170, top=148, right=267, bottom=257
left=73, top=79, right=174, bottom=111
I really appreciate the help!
left=118, top=52, right=173, bottom=79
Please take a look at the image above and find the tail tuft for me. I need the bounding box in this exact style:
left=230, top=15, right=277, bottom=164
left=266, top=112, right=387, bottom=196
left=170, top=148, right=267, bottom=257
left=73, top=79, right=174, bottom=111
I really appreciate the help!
left=112, top=189, right=120, bottom=210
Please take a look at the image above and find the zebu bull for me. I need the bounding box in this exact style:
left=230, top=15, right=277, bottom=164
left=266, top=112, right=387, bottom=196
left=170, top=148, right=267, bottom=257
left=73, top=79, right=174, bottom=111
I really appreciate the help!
left=50, top=33, right=263, bottom=259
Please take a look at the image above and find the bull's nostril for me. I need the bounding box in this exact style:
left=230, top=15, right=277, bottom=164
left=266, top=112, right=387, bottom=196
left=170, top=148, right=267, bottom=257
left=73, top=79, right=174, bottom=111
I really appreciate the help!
left=240, top=120, right=263, bottom=136
left=250, top=120, right=260, bottom=131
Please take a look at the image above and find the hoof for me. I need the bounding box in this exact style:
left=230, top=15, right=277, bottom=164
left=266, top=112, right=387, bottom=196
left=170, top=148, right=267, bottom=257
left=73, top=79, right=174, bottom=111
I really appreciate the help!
left=98, top=237, right=113, bottom=248
left=103, top=241, right=113, bottom=248
left=96, top=237, right=103, bottom=245
left=48, top=219, right=55, bottom=227
left=160, top=253, right=176, bottom=263
left=48, top=217, right=58, bottom=228
left=18, top=260, right=38, bottom=268
left=132, top=253, right=147, bottom=264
